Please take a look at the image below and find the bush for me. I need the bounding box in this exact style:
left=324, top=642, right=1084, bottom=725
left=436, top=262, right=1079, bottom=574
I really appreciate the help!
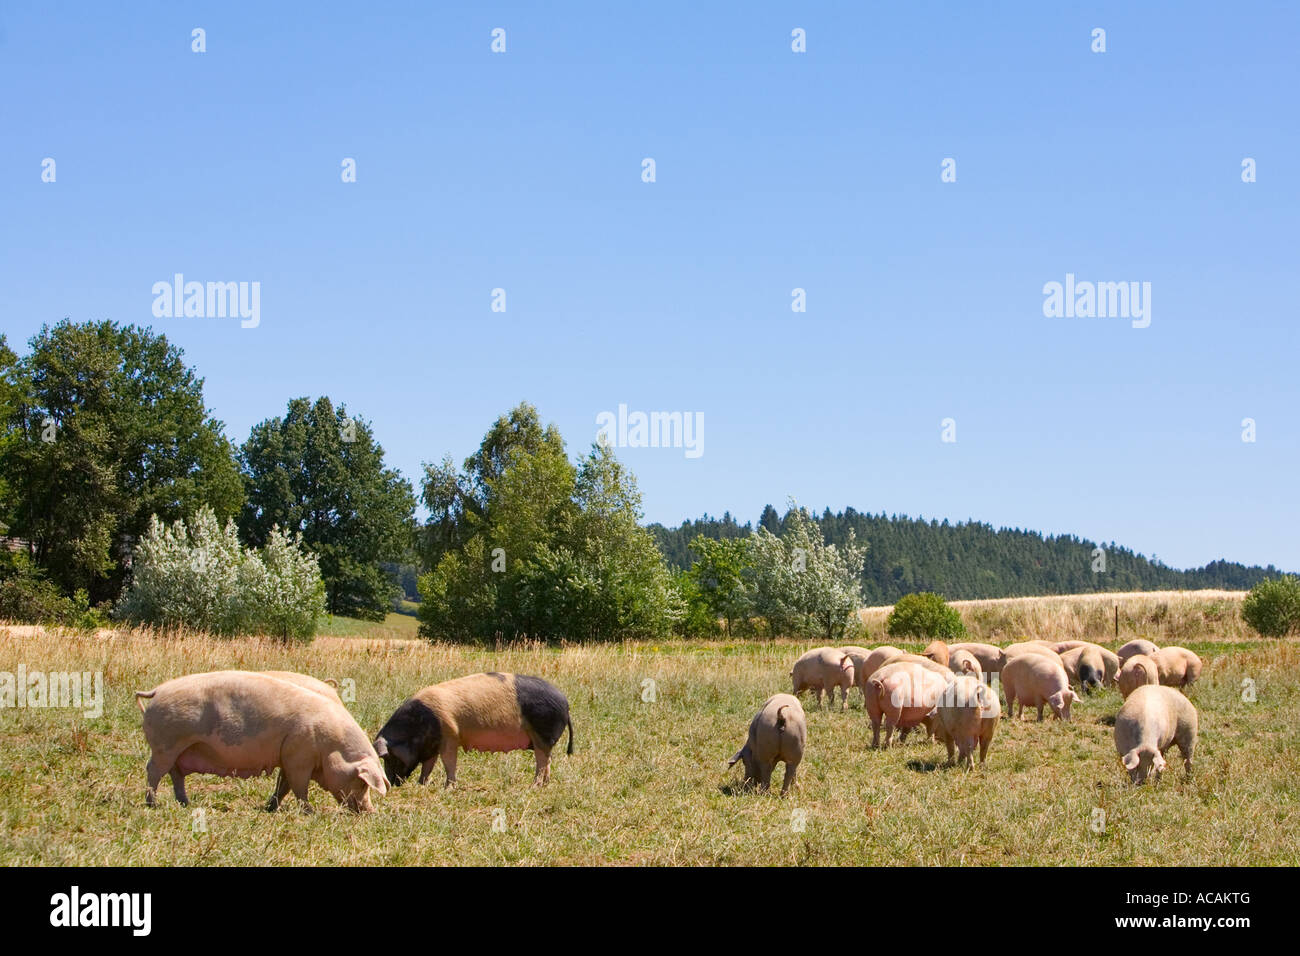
left=1241, top=575, right=1300, bottom=637
left=117, top=507, right=325, bottom=640
left=0, top=551, right=108, bottom=630
left=886, top=591, right=966, bottom=640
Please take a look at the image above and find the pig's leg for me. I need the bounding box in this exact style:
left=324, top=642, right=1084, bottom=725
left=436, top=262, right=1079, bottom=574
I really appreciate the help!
left=145, top=754, right=178, bottom=807
left=814, top=687, right=824, bottom=709
left=944, top=737, right=955, bottom=766
left=440, top=739, right=459, bottom=787
left=533, top=746, right=552, bottom=786
left=265, top=772, right=290, bottom=812
left=417, top=757, right=438, bottom=785
left=780, top=760, right=798, bottom=796
left=281, top=753, right=315, bottom=813
left=170, top=771, right=189, bottom=807
left=758, top=762, right=772, bottom=793
left=870, top=713, right=882, bottom=749
left=1036, top=703, right=1045, bottom=722
left=883, top=717, right=896, bottom=749
left=899, top=726, right=911, bottom=744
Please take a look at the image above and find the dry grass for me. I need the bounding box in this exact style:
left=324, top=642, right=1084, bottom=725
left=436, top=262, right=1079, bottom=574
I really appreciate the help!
left=1, top=591, right=1296, bottom=866
left=859, top=589, right=1253, bottom=645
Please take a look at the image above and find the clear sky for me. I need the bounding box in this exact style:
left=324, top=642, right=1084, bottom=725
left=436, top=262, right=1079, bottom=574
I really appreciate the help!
left=2, top=2, right=1297, bottom=571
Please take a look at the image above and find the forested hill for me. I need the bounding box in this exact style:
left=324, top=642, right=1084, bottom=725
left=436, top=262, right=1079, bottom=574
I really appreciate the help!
left=648, top=506, right=1285, bottom=605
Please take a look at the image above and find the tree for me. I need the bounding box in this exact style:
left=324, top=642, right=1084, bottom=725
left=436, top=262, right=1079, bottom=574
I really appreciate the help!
left=748, top=502, right=866, bottom=639
left=416, top=404, right=681, bottom=641
left=1241, top=575, right=1300, bottom=637
left=0, top=321, right=243, bottom=603
left=886, top=591, right=966, bottom=640
left=239, top=396, right=416, bottom=620
left=688, top=535, right=750, bottom=635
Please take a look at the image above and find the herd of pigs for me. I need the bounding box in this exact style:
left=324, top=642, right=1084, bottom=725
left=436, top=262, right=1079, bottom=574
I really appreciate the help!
left=729, top=637, right=1202, bottom=794
left=131, top=636, right=1201, bottom=813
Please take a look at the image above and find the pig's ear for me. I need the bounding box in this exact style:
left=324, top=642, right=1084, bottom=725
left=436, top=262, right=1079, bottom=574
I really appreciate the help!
left=358, top=762, right=388, bottom=795
left=1151, top=752, right=1167, bottom=772
left=372, top=736, right=389, bottom=757
left=1122, top=750, right=1141, bottom=770
left=727, top=746, right=746, bottom=768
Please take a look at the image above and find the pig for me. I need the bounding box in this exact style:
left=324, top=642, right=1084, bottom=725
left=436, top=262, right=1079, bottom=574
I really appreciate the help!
left=727, top=694, right=806, bottom=795
left=1058, top=644, right=1107, bottom=694
left=1117, top=639, right=1160, bottom=664
left=135, top=671, right=386, bottom=812
left=260, top=671, right=346, bottom=809
left=1153, top=646, right=1204, bottom=688
left=1097, top=647, right=1121, bottom=688
left=865, top=660, right=952, bottom=749
left=374, top=672, right=573, bottom=787
left=1001, top=653, right=1079, bottom=721
left=931, top=674, right=1001, bottom=770
left=1113, top=684, right=1198, bottom=784
left=947, top=648, right=983, bottom=678
left=838, top=645, right=875, bottom=702
left=922, top=641, right=1006, bottom=675
left=791, top=647, right=855, bottom=710
left=857, top=645, right=905, bottom=685
left=1117, top=653, right=1160, bottom=699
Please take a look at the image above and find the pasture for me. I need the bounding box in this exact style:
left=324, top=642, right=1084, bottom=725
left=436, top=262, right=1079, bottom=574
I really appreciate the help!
left=2, top=592, right=1298, bottom=866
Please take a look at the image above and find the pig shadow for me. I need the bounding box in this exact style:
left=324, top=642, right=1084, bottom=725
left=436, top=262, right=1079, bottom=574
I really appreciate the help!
left=904, top=759, right=944, bottom=773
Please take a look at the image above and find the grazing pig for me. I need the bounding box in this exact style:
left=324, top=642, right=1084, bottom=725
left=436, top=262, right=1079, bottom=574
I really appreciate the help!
left=1118, top=654, right=1160, bottom=699
left=947, top=648, right=983, bottom=677
left=1001, top=654, right=1079, bottom=721
left=931, top=675, right=1001, bottom=770
left=135, top=671, right=386, bottom=812
left=1114, top=684, right=1198, bottom=784
left=1098, top=647, right=1121, bottom=688
left=791, top=647, right=856, bottom=710
left=260, top=671, right=345, bottom=810
left=865, top=661, right=952, bottom=749
left=374, top=673, right=573, bottom=787
left=1117, top=639, right=1160, bottom=665
left=1153, top=646, right=1204, bottom=688
left=1058, top=644, right=1107, bottom=694
left=922, top=641, right=1005, bottom=675
left=727, top=694, right=806, bottom=795
left=859, top=646, right=904, bottom=682
left=839, top=645, right=874, bottom=701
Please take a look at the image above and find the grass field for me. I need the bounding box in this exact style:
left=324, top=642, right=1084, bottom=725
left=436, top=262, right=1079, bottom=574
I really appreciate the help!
left=2, top=591, right=1298, bottom=866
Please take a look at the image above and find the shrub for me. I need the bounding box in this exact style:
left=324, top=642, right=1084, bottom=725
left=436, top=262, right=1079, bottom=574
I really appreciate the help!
left=1241, top=575, right=1300, bottom=637
left=0, top=551, right=108, bottom=630
left=117, top=507, right=325, bottom=640
left=886, top=591, right=966, bottom=640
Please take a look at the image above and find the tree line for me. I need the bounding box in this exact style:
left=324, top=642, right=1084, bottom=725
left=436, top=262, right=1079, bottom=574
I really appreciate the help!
left=650, top=507, right=1285, bottom=605
left=1, top=319, right=1288, bottom=641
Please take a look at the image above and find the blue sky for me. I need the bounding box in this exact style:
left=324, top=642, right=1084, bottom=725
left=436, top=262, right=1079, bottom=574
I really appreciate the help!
left=2, top=2, right=1297, bottom=570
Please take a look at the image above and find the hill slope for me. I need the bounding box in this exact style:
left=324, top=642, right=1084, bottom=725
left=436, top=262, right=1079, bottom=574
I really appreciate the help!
left=648, top=506, right=1285, bottom=605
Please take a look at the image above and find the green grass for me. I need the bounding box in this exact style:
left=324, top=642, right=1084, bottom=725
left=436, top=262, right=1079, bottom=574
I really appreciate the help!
left=1, top=622, right=1297, bottom=866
